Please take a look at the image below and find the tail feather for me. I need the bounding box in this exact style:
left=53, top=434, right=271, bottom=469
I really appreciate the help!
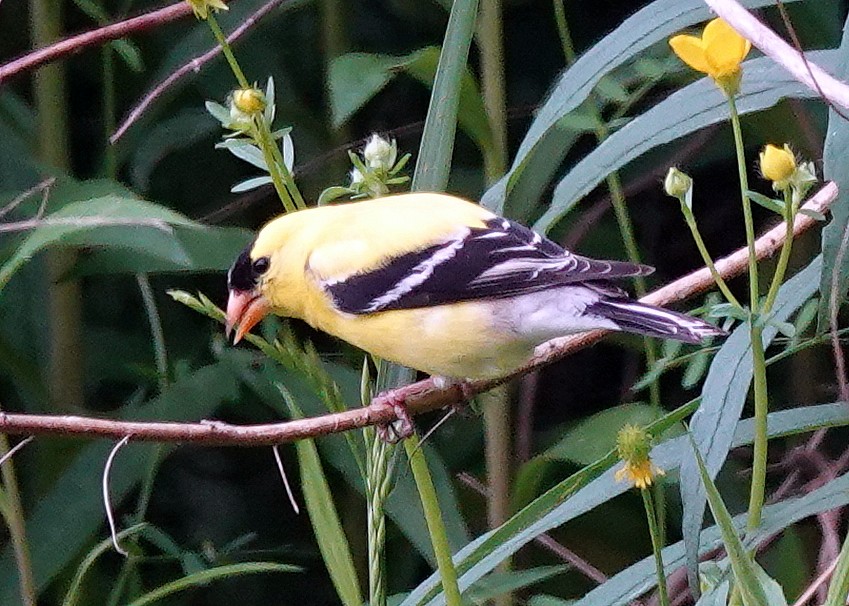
left=588, top=299, right=726, bottom=344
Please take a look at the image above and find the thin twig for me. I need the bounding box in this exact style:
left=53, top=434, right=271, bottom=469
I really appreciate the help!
left=791, top=552, right=840, bottom=606
left=111, top=0, right=288, bottom=142
left=0, top=2, right=193, bottom=84
left=271, top=445, right=299, bottom=514
left=0, top=177, right=55, bottom=220
left=0, top=182, right=837, bottom=446
left=103, top=436, right=131, bottom=556
left=0, top=437, right=34, bottom=468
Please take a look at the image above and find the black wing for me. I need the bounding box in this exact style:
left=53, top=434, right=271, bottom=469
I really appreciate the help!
left=323, top=217, right=653, bottom=314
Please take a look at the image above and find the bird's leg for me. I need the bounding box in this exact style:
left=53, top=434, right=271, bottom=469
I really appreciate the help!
left=432, top=376, right=476, bottom=417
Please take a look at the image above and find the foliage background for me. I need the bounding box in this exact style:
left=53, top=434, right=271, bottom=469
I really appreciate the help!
left=1, top=0, right=849, bottom=604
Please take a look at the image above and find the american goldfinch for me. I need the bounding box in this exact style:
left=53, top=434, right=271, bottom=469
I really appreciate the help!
left=226, top=193, right=723, bottom=382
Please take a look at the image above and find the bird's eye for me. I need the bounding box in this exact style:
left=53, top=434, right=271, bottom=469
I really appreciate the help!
left=252, top=257, right=270, bottom=275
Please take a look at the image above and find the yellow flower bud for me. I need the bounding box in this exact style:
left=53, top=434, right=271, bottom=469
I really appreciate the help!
left=669, top=18, right=751, bottom=96
left=664, top=167, right=693, bottom=199
left=759, top=144, right=796, bottom=186
left=231, top=88, right=266, bottom=116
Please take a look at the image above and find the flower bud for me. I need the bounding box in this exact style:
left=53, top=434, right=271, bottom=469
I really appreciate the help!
left=759, top=144, right=796, bottom=187
left=362, top=134, right=397, bottom=171
left=664, top=167, right=693, bottom=199
left=231, top=88, right=266, bottom=116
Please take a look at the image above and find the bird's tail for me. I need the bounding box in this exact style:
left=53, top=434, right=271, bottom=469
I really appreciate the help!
left=588, top=299, right=726, bottom=344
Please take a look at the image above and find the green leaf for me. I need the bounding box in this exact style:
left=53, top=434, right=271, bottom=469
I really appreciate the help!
left=679, top=258, right=821, bottom=592
left=62, top=524, right=148, bottom=606
left=689, top=437, right=769, bottom=606
left=125, top=562, right=299, bottom=606
left=70, top=225, right=252, bottom=276
left=402, top=400, right=849, bottom=606
left=693, top=581, right=729, bottom=606
left=543, top=402, right=671, bottom=466
left=283, top=390, right=363, bottom=606
left=465, top=566, right=566, bottom=603
left=818, top=10, right=849, bottom=331
left=231, top=176, right=273, bottom=193
left=480, top=0, right=799, bottom=218
left=329, top=46, right=493, bottom=166
left=747, top=190, right=786, bottom=214
left=532, top=51, right=839, bottom=233
left=411, top=0, right=479, bottom=193
left=0, top=194, right=203, bottom=289
left=799, top=208, right=827, bottom=221
left=825, top=531, right=849, bottom=606
left=328, top=53, right=402, bottom=127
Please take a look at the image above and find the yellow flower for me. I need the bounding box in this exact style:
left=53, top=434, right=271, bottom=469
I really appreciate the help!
left=615, top=459, right=666, bottom=490
left=615, top=424, right=665, bottom=490
left=186, top=0, right=228, bottom=20
left=669, top=18, right=751, bottom=95
left=759, top=143, right=796, bottom=187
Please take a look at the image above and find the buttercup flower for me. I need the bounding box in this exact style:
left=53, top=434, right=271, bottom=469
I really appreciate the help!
left=615, top=424, right=665, bottom=490
left=186, top=0, right=228, bottom=20
left=669, top=18, right=751, bottom=95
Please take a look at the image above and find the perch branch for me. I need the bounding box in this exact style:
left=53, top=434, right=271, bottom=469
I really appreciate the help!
left=0, top=182, right=837, bottom=446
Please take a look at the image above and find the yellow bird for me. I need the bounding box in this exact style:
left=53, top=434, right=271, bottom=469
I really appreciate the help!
left=226, top=193, right=723, bottom=385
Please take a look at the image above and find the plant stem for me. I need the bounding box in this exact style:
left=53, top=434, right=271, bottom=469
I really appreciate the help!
left=257, top=117, right=306, bottom=209
left=641, top=488, right=669, bottom=606
left=404, top=436, right=463, bottom=606
left=477, top=0, right=507, bottom=181
left=682, top=210, right=743, bottom=308
left=726, top=95, right=759, bottom=310
left=746, top=323, right=769, bottom=531
left=206, top=13, right=250, bottom=89
left=727, top=95, right=769, bottom=532
left=0, top=433, right=35, bottom=606
left=762, top=190, right=795, bottom=314
left=253, top=120, right=296, bottom=212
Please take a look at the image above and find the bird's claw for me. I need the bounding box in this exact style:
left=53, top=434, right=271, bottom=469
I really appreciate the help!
left=375, top=393, right=414, bottom=443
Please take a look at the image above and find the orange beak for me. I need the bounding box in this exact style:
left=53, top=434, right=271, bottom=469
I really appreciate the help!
left=225, top=290, right=271, bottom=344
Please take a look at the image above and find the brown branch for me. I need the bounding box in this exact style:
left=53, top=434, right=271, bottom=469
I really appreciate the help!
left=0, top=2, right=193, bottom=85
left=0, top=182, right=837, bottom=446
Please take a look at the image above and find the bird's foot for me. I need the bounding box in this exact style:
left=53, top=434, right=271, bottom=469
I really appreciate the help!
left=374, top=390, right=414, bottom=444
